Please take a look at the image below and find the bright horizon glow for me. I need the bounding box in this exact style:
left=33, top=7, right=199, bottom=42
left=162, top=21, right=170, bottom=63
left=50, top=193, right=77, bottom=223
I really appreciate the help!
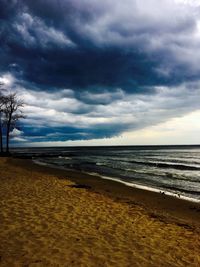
left=22, top=110, right=200, bottom=147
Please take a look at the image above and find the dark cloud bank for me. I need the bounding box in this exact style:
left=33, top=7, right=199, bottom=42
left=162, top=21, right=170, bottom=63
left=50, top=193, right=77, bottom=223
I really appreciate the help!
left=0, top=0, right=200, bottom=144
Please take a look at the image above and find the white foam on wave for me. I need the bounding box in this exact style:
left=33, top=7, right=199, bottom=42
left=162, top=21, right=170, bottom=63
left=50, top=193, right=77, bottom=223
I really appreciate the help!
left=58, top=156, right=72, bottom=160
left=96, top=162, right=105, bottom=166
left=33, top=159, right=49, bottom=167
left=84, top=171, right=200, bottom=203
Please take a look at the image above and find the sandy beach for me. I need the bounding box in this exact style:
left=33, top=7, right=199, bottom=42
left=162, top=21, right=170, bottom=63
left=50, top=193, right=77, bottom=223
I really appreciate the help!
left=0, top=157, right=200, bottom=266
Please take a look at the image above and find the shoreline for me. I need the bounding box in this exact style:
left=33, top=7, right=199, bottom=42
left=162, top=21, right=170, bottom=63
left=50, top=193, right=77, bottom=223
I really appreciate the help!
left=1, top=157, right=200, bottom=266
left=12, top=157, right=200, bottom=227
left=34, top=158, right=200, bottom=204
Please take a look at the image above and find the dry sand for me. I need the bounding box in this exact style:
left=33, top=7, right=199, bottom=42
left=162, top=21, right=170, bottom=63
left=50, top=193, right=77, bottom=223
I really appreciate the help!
left=0, top=157, right=200, bottom=267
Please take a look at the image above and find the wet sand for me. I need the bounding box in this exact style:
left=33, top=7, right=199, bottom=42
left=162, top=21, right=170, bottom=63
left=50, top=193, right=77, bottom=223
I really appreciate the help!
left=0, top=157, right=200, bottom=266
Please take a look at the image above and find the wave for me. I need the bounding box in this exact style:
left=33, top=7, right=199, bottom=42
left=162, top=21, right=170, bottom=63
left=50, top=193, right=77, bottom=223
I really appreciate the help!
left=163, top=185, right=200, bottom=196
left=140, top=156, right=200, bottom=165
left=128, top=160, right=200, bottom=170
left=96, top=157, right=200, bottom=171
left=83, top=172, right=200, bottom=203
left=123, top=168, right=200, bottom=183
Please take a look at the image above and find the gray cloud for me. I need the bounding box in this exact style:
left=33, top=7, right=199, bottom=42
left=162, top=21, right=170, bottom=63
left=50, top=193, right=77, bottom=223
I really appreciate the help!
left=13, top=79, right=200, bottom=142
left=1, top=0, right=200, bottom=143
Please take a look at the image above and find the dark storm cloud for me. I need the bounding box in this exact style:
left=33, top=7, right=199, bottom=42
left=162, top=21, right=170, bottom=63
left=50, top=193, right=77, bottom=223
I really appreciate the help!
left=1, top=0, right=200, bottom=143
left=1, top=0, right=199, bottom=91
left=20, top=122, right=129, bottom=143
left=0, top=0, right=21, bottom=19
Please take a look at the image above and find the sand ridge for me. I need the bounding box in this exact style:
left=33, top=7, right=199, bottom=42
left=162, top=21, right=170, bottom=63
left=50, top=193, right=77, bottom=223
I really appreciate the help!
left=0, top=158, right=200, bottom=266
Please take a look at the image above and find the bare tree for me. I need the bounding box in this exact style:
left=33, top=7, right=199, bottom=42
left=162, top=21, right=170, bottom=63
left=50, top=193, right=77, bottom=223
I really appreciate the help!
left=3, top=92, right=25, bottom=154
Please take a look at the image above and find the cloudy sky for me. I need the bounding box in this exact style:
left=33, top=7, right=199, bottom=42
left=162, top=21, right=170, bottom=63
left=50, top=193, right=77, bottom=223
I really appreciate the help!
left=0, top=0, right=200, bottom=146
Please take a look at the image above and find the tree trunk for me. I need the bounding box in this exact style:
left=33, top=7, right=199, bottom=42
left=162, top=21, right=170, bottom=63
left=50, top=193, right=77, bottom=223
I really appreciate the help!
left=0, top=129, right=3, bottom=154
left=0, top=113, right=3, bottom=153
left=6, top=127, right=10, bottom=153
left=0, top=127, right=3, bottom=153
left=6, top=118, right=11, bottom=154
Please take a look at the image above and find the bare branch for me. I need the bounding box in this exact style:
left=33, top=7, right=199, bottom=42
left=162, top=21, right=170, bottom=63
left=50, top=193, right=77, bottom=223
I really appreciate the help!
left=2, top=91, right=25, bottom=153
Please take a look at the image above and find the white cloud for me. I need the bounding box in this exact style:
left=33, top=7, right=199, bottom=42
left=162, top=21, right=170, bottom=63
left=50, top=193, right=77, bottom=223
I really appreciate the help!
left=11, top=137, right=27, bottom=142
left=10, top=128, right=24, bottom=137
left=10, top=128, right=27, bottom=142
left=0, top=73, right=15, bottom=88
left=175, top=0, right=200, bottom=6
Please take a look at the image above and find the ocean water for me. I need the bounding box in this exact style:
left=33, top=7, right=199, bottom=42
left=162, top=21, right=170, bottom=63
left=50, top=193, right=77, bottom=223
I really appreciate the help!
left=12, top=146, right=200, bottom=202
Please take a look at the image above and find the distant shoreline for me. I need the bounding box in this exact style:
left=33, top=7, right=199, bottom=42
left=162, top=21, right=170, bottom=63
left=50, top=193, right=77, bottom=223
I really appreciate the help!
left=10, top=143, right=200, bottom=151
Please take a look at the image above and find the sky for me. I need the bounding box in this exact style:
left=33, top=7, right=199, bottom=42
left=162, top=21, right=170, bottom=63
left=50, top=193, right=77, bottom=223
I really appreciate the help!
left=0, top=0, right=200, bottom=146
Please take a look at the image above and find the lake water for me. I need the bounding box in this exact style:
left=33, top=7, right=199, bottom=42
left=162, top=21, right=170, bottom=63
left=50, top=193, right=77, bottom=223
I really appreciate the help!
left=12, top=145, right=200, bottom=202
